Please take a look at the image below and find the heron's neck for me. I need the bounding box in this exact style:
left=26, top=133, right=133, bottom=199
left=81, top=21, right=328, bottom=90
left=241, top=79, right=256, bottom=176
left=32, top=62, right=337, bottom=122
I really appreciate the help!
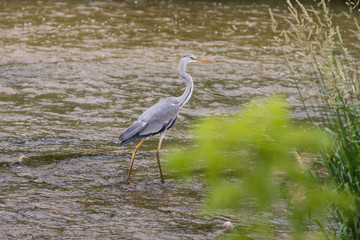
left=177, top=60, right=193, bottom=107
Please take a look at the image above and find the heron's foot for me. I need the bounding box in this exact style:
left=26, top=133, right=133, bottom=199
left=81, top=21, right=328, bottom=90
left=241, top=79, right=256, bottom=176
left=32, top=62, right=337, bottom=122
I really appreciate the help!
left=123, top=178, right=132, bottom=184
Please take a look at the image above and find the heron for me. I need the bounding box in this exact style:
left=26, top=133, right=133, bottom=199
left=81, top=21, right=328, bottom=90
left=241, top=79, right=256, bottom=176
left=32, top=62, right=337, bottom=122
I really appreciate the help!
left=119, top=54, right=215, bottom=183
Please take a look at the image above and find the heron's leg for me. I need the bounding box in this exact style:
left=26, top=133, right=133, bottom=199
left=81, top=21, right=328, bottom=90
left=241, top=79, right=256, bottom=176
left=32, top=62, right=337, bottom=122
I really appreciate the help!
left=156, top=131, right=166, bottom=183
left=125, top=138, right=146, bottom=183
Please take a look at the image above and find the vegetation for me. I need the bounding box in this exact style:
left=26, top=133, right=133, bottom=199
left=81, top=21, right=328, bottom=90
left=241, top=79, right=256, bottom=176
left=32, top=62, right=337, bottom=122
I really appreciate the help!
left=167, top=0, right=360, bottom=239
left=271, top=0, right=360, bottom=238
left=167, top=96, right=345, bottom=239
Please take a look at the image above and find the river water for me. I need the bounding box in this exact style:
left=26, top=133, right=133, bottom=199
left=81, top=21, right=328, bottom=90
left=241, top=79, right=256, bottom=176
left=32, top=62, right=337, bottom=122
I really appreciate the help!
left=0, top=0, right=355, bottom=239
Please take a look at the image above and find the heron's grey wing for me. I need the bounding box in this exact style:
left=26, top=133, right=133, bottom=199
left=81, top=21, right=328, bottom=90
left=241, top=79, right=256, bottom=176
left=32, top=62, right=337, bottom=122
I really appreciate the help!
left=119, top=120, right=146, bottom=144
left=141, top=122, right=166, bottom=135
left=119, top=97, right=179, bottom=145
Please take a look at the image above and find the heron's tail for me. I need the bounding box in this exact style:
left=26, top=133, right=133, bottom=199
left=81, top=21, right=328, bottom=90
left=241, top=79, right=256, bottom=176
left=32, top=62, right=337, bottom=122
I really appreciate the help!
left=119, top=121, right=144, bottom=145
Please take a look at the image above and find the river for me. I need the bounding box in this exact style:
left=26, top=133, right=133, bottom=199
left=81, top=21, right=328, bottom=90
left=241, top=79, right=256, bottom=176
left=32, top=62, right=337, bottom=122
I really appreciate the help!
left=0, top=0, right=354, bottom=239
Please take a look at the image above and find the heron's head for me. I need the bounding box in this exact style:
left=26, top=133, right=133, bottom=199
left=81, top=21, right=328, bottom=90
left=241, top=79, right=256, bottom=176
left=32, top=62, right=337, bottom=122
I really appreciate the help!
left=182, top=54, right=215, bottom=63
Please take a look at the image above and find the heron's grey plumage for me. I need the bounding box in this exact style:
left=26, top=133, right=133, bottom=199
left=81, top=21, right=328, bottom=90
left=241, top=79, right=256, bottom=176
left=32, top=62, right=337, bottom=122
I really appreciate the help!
left=119, top=55, right=198, bottom=145
left=119, top=97, right=179, bottom=145
left=119, top=54, right=215, bottom=183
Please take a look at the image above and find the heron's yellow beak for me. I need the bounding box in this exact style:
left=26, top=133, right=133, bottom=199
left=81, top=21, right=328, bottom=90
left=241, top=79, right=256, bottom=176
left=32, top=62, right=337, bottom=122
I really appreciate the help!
left=196, top=58, right=215, bottom=63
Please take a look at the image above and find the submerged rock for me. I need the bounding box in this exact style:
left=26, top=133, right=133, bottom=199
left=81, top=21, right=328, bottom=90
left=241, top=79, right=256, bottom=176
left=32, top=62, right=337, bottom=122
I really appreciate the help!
left=15, top=155, right=30, bottom=165
left=222, top=221, right=234, bottom=230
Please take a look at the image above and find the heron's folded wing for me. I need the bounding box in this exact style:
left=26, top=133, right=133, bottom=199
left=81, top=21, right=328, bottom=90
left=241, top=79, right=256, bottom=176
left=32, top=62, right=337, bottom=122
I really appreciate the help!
left=119, top=120, right=146, bottom=143
left=140, top=123, right=164, bottom=136
left=119, top=97, right=180, bottom=145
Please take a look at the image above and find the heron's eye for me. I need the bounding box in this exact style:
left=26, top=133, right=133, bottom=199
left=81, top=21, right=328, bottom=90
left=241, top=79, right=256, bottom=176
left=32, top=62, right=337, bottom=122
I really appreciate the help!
left=190, top=56, right=197, bottom=60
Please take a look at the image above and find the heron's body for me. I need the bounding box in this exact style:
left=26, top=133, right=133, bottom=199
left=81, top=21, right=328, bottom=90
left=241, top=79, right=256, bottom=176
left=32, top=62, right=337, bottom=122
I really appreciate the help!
left=119, top=54, right=214, bottom=183
left=119, top=97, right=179, bottom=145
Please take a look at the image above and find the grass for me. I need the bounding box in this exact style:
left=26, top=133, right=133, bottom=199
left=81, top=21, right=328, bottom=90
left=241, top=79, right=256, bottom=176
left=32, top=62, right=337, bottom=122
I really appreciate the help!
left=271, top=0, right=360, bottom=238
left=167, top=0, right=360, bottom=239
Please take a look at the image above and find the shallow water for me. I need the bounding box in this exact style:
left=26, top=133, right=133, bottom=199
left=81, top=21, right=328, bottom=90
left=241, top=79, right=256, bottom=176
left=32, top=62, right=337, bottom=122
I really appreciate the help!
left=0, top=0, right=355, bottom=239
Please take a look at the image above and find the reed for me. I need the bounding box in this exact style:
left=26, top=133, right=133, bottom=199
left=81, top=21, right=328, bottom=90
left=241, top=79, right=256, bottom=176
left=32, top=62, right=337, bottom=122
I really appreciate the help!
left=271, top=0, right=360, bottom=238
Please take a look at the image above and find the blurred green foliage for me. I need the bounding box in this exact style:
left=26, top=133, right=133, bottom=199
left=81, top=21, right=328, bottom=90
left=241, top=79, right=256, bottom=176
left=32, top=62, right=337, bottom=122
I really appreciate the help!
left=166, top=97, right=353, bottom=239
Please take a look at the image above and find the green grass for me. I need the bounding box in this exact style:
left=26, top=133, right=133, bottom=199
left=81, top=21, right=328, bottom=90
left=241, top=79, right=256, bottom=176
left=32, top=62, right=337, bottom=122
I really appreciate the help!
left=166, top=0, right=360, bottom=239
left=271, top=0, right=360, bottom=238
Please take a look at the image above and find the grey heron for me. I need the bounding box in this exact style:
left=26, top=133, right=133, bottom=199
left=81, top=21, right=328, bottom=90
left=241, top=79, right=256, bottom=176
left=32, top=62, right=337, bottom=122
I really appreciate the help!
left=119, top=54, right=215, bottom=183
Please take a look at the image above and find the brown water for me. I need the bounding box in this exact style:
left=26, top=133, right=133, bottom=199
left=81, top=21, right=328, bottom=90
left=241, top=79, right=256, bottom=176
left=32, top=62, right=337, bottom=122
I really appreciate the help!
left=0, top=0, right=354, bottom=239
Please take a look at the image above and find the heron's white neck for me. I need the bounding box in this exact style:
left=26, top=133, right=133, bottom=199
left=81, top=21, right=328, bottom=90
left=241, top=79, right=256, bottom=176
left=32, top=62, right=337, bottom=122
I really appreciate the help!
left=177, top=60, right=193, bottom=107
